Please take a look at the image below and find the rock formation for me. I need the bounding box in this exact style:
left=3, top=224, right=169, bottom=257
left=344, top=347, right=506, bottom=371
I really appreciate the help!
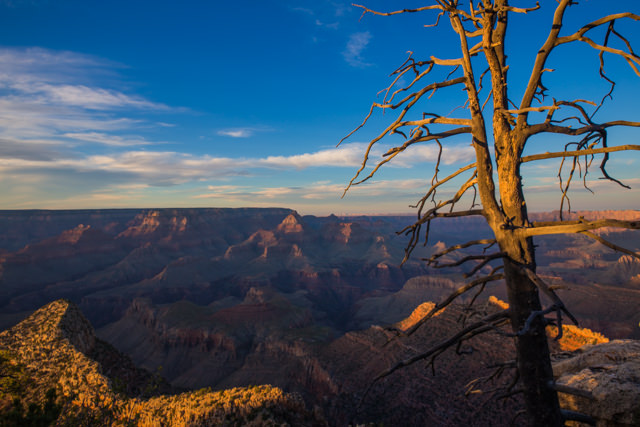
left=0, top=299, right=324, bottom=426
left=2, top=297, right=639, bottom=426
left=554, top=340, right=640, bottom=426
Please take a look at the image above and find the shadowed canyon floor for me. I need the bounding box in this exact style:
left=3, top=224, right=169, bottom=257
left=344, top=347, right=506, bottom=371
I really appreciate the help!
left=0, top=208, right=639, bottom=424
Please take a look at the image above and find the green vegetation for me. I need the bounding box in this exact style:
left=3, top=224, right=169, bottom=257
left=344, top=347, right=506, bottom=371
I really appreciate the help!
left=0, top=389, right=61, bottom=427
left=1, top=350, right=61, bottom=427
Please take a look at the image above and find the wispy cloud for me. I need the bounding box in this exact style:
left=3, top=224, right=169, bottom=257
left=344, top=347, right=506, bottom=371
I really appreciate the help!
left=260, top=144, right=364, bottom=169
left=0, top=47, right=172, bottom=144
left=0, top=47, right=111, bottom=78
left=193, top=178, right=428, bottom=204
left=217, top=128, right=255, bottom=138
left=0, top=47, right=480, bottom=210
left=63, top=132, right=154, bottom=146
left=292, top=6, right=314, bottom=15
left=0, top=142, right=474, bottom=188
left=315, top=19, right=339, bottom=29
left=343, top=31, right=372, bottom=67
left=216, top=127, right=273, bottom=138
left=523, top=177, right=640, bottom=194
left=23, top=83, right=170, bottom=110
left=397, top=144, right=476, bottom=166
left=0, top=137, right=66, bottom=161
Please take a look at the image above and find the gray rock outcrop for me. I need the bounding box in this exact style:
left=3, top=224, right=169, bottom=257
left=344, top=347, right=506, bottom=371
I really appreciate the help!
left=554, top=340, right=640, bottom=426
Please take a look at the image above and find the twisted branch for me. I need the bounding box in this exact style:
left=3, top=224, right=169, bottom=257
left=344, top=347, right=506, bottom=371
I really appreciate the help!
left=369, top=310, right=510, bottom=395
left=579, top=231, right=640, bottom=260
left=398, top=273, right=505, bottom=337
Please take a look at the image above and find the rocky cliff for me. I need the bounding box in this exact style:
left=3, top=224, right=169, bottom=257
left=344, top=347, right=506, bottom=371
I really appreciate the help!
left=554, top=340, right=640, bottom=426
left=0, top=299, right=324, bottom=426
left=2, top=298, right=638, bottom=426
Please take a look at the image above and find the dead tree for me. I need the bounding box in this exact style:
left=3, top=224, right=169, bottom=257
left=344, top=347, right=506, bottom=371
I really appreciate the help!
left=340, top=1, right=640, bottom=425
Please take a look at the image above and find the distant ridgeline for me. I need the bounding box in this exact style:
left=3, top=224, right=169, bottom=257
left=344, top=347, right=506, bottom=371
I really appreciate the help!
left=0, top=208, right=635, bottom=251
left=0, top=208, right=296, bottom=251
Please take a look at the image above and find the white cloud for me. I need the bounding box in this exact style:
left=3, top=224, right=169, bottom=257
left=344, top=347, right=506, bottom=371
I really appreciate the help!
left=0, top=139, right=477, bottom=189
left=217, top=128, right=254, bottom=138
left=315, top=19, right=339, bottom=29
left=399, top=144, right=476, bottom=165
left=300, top=182, right=346, bottom=199
left=216, top=127, right=274, bottom=138
left=343, top=31, right=372, bottom=67
left=523, top=177, right=640, bottom=194
left=206, top=184, right=242, bottom=191
left=63, top=132, right=154, bottom=146
left=0, top=98, right=139, bottom=140
left=255, top=187, right=296, bottom=198
left=0, top=44, right=481, bottom=209
left=0, top=47, right=172, bottom=148
left=260, top=144, right=364, bottom=169
left=26, top=83, right=169, bottom=110
left=0, top=48, right=167, bottom=111
left=0, top=47, right=110, bottom=79
left=192, top=178, right=430, bottom=205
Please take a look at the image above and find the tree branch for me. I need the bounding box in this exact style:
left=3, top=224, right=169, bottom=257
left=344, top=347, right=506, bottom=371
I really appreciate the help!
left=425, top=238, right=497, bottom=263
left=579, top=231, right=640, bottom=260
left=523, top=218, right=640, bottom=237
left=339, top=76, right=469, bottom=196
left=519, top=267, right=578, bottom=326
left=520, top=144, right=640, bottom=163
left=373, top=310, right=510, bottom=387
left=561, top=410, right=596, bottom=425
left=399, top=172, right=481, bottom=262
left=430, top=252, right=505, bottom=272
left=527, top=122, right=640, bottom=138
left=550, top=382, right=594, bottom=400
left=518, top=0, right=572, bottom=120
left=397, top=273, right=505, bottom=337
left=412, top=162, right=476, bottom=210
left=463, top=252, right=506, bottom=278
left=353, top=4, right=444, bottom=20
left=449, top=8, right=503, bottom=223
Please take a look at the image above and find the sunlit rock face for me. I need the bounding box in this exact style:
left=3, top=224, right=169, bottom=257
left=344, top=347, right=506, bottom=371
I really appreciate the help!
left=0, top=299, right=325, bottom=426
left=554, top=340, right=640, bottom=426
left=3, top=296, right=639, bottom=426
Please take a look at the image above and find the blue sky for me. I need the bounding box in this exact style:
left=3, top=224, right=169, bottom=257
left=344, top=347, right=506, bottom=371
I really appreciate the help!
left=0, top=0, right=638, bottom=215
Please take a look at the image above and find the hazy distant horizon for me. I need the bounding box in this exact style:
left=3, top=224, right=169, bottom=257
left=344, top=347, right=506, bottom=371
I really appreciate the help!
left=0, top=206, right=637, bottom=219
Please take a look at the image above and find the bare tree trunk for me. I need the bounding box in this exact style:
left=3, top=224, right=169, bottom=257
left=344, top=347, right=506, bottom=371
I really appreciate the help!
left=496, top=156, right=563, bottom=425
left=503, top=247, right=563, bottom=426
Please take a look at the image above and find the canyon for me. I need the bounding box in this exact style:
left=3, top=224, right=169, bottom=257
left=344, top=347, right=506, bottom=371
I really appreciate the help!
left=0, top=208, right=639, bottom=424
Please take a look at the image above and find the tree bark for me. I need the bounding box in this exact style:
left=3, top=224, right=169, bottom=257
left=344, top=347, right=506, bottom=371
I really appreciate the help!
left=495, top=152, right=563, bottom=425
left=504, top=258, right=563, bottom=426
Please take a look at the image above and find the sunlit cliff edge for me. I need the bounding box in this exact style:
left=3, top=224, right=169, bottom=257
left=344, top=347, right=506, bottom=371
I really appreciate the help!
left=1, top=298, right=638, bottom=426
left=0, top=300, right=325, bottom=426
